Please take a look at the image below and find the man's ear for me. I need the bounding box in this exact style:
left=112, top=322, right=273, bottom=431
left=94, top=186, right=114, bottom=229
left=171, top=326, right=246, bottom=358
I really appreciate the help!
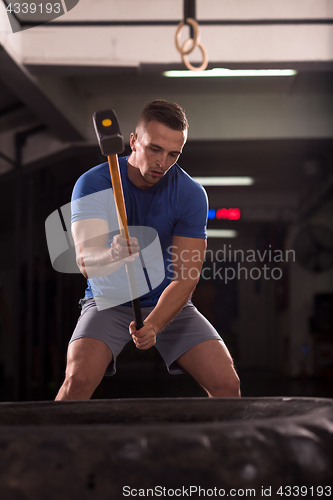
left=130, top=132, right=137, bottom=151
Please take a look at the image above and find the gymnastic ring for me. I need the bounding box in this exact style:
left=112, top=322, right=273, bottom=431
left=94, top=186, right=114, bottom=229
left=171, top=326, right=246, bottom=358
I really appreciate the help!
left=175, top=18, right=200, bottom=55
left=181, top=38, right=208, bottom=71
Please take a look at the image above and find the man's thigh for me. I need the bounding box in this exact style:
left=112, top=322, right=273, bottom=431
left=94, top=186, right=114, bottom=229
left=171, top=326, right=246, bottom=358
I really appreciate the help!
left=66, top=337, right=113, bottom=381
left=175, top=338, right=239, bottom=395
left=154, top=301, right=222, bottom=375
left=69, top=298, right=154, bottom=376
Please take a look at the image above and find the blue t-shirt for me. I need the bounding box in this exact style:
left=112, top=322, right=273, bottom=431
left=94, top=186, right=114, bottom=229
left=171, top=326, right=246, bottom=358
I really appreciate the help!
left=71, top=156, right=208, bottom=306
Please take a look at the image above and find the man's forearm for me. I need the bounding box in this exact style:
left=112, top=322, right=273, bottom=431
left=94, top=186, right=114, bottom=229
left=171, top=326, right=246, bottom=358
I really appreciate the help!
left=144, top=280, right=197, bottom=334
left=76, top=246, right=124, bottom=278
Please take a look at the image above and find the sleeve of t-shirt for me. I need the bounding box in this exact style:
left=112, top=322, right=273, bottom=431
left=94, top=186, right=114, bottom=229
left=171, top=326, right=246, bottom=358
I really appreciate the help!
left=71, top=170, right=115, bottom=224
left=173, top=181, right=208, bottom=239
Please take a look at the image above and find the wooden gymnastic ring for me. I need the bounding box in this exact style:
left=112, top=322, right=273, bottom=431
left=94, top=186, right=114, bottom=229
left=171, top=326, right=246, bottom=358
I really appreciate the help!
left=181, top=38, right=208, bottom=71
left=175, top=18, right=200, bottom=55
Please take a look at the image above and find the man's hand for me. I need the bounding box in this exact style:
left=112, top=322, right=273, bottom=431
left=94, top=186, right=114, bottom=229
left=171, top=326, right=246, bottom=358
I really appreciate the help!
left=129, top=321, right=157, bottom=350
left=111, top=235, right=140, bottom=262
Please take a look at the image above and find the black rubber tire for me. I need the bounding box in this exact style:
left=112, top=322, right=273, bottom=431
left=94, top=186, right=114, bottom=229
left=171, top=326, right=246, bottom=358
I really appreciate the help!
left=0, top=397, right=332, bottom=499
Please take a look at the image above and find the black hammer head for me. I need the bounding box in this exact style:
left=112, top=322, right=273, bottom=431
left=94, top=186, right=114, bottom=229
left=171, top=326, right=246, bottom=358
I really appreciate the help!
left=93, top=109, right=125, bottom=156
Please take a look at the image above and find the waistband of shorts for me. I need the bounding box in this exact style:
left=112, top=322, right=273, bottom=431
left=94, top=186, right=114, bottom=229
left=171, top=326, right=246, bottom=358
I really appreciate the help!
left=79, top=296, right=194, bottom=310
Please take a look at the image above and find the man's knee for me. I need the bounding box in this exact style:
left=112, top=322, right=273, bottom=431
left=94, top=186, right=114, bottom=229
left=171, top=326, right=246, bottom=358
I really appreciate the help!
left=62, top=366, right=100, bottom=397
left=65, top=370, right=87, bottom=388
left=207, top=370, right=241, bottom=398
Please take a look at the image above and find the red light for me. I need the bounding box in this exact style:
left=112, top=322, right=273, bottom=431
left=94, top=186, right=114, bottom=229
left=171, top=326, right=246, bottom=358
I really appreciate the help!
left=228, top=208, right=241, bottom=220
left=215, top=208, right=241, bottom=220
left=216, top=208, right=228, bottom=219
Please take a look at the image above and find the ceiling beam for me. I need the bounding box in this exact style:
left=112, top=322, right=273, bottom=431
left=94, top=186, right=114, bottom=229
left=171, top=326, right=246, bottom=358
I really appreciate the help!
left=14, top=19, right=333, bottom=27
left=0, top=44, right=85, bottom=142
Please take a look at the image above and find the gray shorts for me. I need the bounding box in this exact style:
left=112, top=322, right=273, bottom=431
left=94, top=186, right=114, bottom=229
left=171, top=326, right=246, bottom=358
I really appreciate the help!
left=69, top=297, right=222, bottom=376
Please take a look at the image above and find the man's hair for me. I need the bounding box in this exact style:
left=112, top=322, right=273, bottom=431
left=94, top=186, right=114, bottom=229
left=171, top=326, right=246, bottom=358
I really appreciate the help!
left=136, top=99, right=188, bottom=132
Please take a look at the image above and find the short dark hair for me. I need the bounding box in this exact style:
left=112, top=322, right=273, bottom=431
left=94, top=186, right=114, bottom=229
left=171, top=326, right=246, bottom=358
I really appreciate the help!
left=136, top=99, right=188, bottom=132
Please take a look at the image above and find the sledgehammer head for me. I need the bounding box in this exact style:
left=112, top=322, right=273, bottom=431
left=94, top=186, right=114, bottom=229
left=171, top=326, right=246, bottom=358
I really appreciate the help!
left=93, top=109, right=125, bottom=156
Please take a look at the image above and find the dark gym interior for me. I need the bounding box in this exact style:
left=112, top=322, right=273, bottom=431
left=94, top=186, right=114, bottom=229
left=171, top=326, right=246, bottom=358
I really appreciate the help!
left=0, top=1, right=332, bottom=403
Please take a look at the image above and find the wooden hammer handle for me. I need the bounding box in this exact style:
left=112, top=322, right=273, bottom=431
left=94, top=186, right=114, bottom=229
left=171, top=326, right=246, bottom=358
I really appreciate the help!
left=108, top=155, right=130, bottom=239
left=107, top=155, right=143, bottom=330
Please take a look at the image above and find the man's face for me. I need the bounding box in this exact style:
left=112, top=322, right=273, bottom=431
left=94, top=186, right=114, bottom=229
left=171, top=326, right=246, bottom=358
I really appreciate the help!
left=128, top=120, right=187, bottom=189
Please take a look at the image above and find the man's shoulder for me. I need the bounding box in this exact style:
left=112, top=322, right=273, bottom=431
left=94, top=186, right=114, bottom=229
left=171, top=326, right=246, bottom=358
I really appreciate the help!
left=80, top=161, right=110, bottom=184
left=72, top=160, right=112, bottom=199
left=171, top=164, right=207, bottom=197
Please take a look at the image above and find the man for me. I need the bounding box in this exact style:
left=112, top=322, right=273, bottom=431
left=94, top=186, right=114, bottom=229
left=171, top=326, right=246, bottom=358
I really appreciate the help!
left=55, top=100, right=240, bottom=400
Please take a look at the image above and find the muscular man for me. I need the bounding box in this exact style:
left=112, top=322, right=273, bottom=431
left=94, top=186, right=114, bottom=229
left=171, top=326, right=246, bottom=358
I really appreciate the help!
left=55, top=100, right=240, bottom=400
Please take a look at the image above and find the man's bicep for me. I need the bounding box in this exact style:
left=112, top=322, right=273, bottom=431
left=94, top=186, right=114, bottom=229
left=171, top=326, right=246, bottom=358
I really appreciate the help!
left=71, top=218, right=109, bottom=248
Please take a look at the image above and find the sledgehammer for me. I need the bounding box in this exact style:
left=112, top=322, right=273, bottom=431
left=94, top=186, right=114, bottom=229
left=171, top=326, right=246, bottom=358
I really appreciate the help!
left=93, top=109, right=143, bottom=329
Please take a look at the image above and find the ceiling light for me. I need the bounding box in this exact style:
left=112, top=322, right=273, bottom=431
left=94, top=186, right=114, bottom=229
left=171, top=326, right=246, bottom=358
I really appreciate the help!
left=207, top=229, right=238, bottom=238
left=193, top=176, right=254, bottom=186
left=163, top=68, right=297, bottom=78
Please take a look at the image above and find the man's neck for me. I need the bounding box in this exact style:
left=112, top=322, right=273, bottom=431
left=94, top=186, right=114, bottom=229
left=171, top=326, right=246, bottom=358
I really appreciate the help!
left=126, top=157, right=152, bottom=190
